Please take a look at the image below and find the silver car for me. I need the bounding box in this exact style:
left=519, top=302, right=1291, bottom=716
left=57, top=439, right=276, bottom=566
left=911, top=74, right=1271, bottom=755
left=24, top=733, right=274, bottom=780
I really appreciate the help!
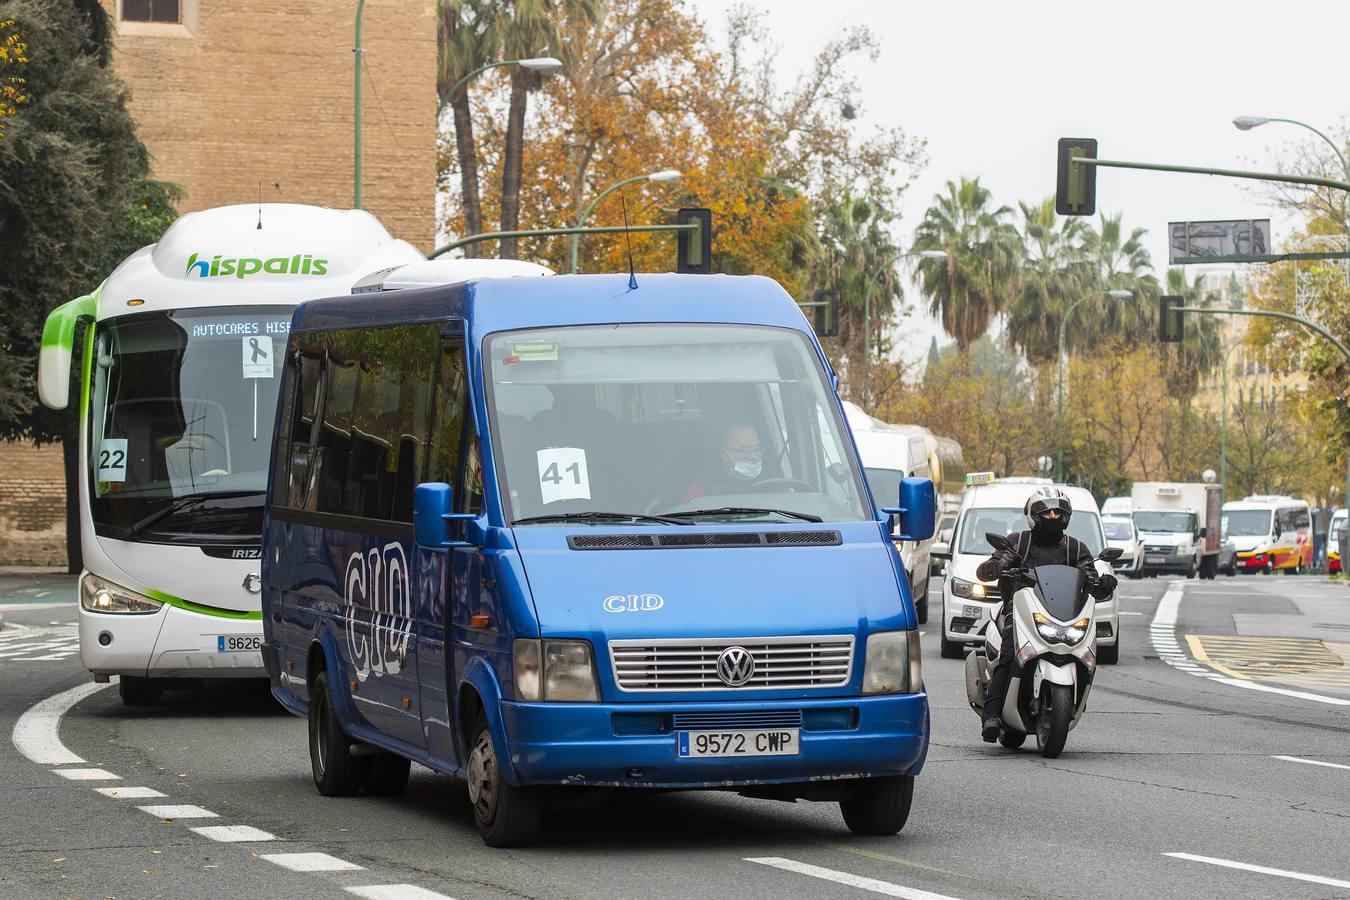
left=1102, top=515, right=1143, bottom=578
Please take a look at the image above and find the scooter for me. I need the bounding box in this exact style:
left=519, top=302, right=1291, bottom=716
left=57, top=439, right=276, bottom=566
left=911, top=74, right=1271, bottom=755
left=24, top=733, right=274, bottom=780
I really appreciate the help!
left=964, top=532, right=1122, bottom=758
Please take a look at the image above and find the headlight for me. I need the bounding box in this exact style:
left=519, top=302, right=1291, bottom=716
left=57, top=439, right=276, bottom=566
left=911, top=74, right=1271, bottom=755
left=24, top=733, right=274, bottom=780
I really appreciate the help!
left=79, top=574, right=161, bottom=615
left=862, top=630, right=921, bottom=694
left=950, top=577, right=991, bottom=600
left=1177, top=542, right=1192, bottom=556
left=1033, top=612, right=1090, bottom=645
left=513, top=638, right=598, bottom=702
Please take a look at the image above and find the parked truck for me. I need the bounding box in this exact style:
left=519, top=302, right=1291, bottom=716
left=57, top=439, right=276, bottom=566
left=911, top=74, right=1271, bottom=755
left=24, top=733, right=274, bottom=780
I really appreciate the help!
left=1130, top=482, right=1224, bottom=579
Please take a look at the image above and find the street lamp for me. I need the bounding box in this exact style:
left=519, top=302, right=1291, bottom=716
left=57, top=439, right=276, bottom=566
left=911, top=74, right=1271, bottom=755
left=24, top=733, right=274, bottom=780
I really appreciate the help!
left=1055, top=288, right=1133, bottom=483
left=568, top=170, right=682, bottom=273
left=439, top=57, right=564, bottom=117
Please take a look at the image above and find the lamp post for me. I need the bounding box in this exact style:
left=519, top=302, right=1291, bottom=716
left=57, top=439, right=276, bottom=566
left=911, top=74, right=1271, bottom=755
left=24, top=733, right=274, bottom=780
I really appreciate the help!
left=1234, top=114, right=1350, bottom=507
left=1055, top=289, right=1133, bottom=483
left=1219, top=340, right=1245, bottom=491
left=353, top=0, right=366, bottom=208
left=438, top=57, right=563, bottom=118
left=568, top=170, right=681, bottom=273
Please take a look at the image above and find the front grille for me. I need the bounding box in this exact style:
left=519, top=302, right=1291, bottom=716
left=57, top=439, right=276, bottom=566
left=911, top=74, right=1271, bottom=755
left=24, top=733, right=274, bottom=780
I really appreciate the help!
left=671, top=709, right=803, bottom=730
left=569, top=531, right=841, bottom=550
left=1096, top=622, right=1113, bottom=638
left=1144, top=545, right=1173, bottom=554
left=609, top=635, right=854, bottom=692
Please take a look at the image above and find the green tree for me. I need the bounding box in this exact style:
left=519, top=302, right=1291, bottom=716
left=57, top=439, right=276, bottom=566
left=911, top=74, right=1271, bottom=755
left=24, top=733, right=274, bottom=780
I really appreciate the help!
left=437, top=0, right=501, bottom=258
left=911, top=177, right=1020, bottom=350
left=1006, top=197, right=1091, bottom=365
left=1072, top=212, right=1158, bottom=347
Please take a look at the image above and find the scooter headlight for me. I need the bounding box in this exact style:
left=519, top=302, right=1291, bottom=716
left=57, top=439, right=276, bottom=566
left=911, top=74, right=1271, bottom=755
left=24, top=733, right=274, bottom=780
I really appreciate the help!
left=79, top=574, right=162, bottom=615
left=950, top=577, right=991, bottom=600
left=1032, top=613, right=1090, bottom=645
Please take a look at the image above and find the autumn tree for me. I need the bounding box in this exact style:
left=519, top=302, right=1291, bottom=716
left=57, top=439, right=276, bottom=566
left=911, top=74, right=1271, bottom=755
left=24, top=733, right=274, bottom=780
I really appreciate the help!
left=0, top=16, right=27, bottom=138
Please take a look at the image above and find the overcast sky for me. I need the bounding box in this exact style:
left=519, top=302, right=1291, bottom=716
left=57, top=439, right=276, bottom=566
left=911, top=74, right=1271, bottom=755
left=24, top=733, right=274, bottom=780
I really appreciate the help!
left=688, top=0, right=1350, bottom=360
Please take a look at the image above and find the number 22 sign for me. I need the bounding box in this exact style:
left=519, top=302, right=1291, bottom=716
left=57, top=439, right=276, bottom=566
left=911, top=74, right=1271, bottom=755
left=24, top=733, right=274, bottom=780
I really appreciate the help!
left=537, top=447, right=590, bottom=504
left=98, top=438, right=128, bottom=482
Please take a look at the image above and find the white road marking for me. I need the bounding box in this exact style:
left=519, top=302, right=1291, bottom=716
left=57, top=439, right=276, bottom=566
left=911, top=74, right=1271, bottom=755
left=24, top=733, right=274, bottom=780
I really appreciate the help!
left=744, top=858, right=962, bottom=899
left=54, top=768, right=119, bottom=781
left=1272, top=755, right=1350, bottom=772
left=261, top=852, right=364, bottom=873
left=1165, top=852, right=1350, bottom=889
left=347, top=886, right=457, bottom=900
left=190, top=825, right=277, bottom=843
left=1148, top=582, right=1350, bottom=706
left=95, top=786, right=166, bottom=799
left=12, top=681, right=112, bottom=765
left=137, top=804, right=219, bottom=819
left=14, top=654, right=78, bottom=661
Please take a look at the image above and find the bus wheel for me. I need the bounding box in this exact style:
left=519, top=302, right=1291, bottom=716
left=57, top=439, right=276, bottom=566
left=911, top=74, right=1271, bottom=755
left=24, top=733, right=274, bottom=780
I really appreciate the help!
left=363, top=754, right=411, bottom=796
left=840, top=774, right=914, bottom=835
left=308, top=670, right=368, bottom=796
left=467, top=712, right=542, bottom=847
left=119, top=676, right=162, bottom=707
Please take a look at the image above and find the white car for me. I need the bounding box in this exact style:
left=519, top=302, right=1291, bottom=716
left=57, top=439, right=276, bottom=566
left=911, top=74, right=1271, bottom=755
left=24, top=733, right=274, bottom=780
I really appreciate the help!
left=1102, top=515, right=1143, bottom=577
left=933, top=478, right=1120, bottom=665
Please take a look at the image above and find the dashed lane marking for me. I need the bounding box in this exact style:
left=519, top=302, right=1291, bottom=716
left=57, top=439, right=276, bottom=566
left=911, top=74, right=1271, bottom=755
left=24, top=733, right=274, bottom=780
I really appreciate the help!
left=136, top=804, right=219, bottom=819
left=1272, top=755, right=1350, bottom=773
left=95, top=786, right=166, bottom=799
left=262, top=852, right=364, bottom=873
left=347, top=886, right=458, bottom=900
left=1165, top=852, right=1350, bottom=890
left=55, top=768, right=119, bottom=781
left=744, top=858, right=963, bottom=899
left=191, top=824, right=278, bottom=843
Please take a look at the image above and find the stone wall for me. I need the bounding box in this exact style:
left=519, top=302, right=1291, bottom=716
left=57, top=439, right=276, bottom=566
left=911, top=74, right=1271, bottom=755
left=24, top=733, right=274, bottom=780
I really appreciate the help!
left=100, top=0, right=438, bottom=250
left=0, top=441, right=67, bottom=566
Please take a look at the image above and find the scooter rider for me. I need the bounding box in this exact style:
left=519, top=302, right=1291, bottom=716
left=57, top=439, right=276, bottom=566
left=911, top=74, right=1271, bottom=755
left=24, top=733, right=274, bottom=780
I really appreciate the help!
left=976, top=487, right=1117, bottom=743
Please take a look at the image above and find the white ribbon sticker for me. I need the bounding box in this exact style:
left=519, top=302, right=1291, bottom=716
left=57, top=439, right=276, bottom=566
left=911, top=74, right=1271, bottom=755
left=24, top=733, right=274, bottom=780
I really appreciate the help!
left=537, top=447, right=591, bottom=504
left=97, top=438, right=128, bottom=482
left=242, top=335, right=273, bottom=379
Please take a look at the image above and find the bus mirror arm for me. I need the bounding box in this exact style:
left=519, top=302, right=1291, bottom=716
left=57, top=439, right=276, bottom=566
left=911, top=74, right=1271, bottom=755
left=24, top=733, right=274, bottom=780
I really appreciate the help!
left=414, top=483, right=478, bottom=549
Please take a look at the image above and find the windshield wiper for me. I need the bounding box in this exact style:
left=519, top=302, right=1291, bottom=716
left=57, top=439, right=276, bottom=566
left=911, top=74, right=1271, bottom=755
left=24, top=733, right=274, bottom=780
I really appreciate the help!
left=124, top=495, right=213, bottom=539
left=512, top=511, right=695, bottom=526
left=658, top=506, right=823, bottom=523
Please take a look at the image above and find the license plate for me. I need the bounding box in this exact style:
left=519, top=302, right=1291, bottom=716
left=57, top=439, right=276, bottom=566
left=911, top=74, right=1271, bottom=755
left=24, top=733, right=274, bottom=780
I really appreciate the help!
left=963, top=605, right=981, bottom=618
left=677, top=728, right=799, bottom=758
left=217, top=635, right=261, bottom=653
left=1146, top=555, right=1166, bottom=564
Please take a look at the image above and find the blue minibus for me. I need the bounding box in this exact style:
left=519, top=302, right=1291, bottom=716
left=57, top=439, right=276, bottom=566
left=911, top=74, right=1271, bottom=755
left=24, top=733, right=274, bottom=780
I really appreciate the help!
left=260, top=266, right=934, bottom=846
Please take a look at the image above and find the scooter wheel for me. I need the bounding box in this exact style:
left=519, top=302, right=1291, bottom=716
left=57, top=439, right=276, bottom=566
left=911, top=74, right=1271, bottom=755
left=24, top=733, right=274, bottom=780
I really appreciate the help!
left=998, top=730, right=1026, bottom=749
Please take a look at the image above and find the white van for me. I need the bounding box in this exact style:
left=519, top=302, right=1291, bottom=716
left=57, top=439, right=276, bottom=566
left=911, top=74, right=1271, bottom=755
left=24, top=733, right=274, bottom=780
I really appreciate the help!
left=843, top=402, right=935, bottom=621
left=933, top=477, right=1119, bottom=664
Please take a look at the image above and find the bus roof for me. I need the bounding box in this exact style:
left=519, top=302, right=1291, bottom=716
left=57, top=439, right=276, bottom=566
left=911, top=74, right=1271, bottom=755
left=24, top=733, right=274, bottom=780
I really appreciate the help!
left=92, top=203, right=423, bottom=319
left=292, top=273, right=814, bottom=342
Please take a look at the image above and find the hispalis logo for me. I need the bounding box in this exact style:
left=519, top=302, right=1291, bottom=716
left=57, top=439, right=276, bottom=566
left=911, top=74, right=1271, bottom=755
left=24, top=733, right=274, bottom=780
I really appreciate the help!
left=185, top=252, right=329, bottom=279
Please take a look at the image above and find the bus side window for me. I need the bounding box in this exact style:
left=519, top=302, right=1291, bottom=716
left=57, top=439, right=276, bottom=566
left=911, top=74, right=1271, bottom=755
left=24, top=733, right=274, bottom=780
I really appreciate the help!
left=427, top=336, right=476, bottom=514
left=281, top=340, right=323, bottom=510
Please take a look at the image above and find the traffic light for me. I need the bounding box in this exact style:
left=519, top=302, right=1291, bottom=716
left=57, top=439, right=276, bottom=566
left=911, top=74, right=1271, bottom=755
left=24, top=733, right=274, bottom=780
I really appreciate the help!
left=1159, top=295, right=1184, bottom=343
left=1055, top=138, right=1098, bottom=216
left=676, top=207, right=713, bottom=274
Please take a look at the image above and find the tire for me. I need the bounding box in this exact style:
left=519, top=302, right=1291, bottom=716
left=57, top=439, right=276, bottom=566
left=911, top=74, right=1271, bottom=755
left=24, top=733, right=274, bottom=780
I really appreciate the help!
left=1036, top=683, right=1074, bottom=759
left=916, top=593, right=929, bottom=625
left=998, top=729, right=1026, bottom=749
left=1098, top=640, right=1119, bottom=665
left=119, top=676, right=162, bottom=707
left=1186, top=560, right=1197, bottom=579
left=839, top=774, right=914, bottom=835
left=467, top=712, right=542, bottom=847
left=939, top=631, right=964, bottom=660
left=363, top=754, right=411, bottom=796
left=308, top=670, right=369, bottom=797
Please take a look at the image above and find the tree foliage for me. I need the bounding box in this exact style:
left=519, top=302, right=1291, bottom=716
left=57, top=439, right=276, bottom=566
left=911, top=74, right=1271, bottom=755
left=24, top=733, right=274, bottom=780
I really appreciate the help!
left=0, top=16, right=28, bottom=138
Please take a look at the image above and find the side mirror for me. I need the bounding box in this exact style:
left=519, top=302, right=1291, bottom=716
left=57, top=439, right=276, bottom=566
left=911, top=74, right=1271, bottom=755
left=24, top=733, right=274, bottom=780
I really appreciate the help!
left=1099, top=547, right=1124, bottom=562
left=413, top=482, right=477, bottom=549
left=986, top=531, right=1012, bottom=553
left=880, top=477, right=935, bottom=542
left=38, top=294, right=97, bottom=410
left=1198, top=527, right=1207, bottom=539
left=929, top=544, right=951, bottom=562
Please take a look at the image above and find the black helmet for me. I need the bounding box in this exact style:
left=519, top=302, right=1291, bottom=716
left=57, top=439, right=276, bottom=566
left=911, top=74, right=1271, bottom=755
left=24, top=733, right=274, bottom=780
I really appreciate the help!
left=1025, top=486, right=1072, bottom=529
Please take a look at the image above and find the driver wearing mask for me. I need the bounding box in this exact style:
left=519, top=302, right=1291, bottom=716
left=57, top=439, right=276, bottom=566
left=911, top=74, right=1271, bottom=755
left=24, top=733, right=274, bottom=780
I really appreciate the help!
left=975, top=487, right=1116, bottom=743
left=682, top=423, right=764, bottom=501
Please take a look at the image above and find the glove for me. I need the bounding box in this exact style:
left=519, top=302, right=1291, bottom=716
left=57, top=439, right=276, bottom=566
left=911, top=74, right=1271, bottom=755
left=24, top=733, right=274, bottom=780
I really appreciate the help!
left=1098, top=573, right=1118, bottom=594
left=995, top=549, right=1018, bottom=571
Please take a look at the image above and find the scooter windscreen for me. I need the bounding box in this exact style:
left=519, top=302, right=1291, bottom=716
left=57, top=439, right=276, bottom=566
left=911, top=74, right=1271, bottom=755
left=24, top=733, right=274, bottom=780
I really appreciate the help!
left=1028, top=564, right=1089, bottom=620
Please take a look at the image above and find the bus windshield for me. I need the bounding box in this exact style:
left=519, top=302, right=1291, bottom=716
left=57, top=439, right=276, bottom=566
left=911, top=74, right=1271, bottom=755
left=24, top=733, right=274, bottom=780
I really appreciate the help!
left=1134, top=511, right=1196, bottom=534
left=486, top=324, right=870, bottom=524
left=89, top=306, right=293, bottom=539
left=956, top=507, right=1104, bottom=556
left=1222, top=509, right=1272, bottom=537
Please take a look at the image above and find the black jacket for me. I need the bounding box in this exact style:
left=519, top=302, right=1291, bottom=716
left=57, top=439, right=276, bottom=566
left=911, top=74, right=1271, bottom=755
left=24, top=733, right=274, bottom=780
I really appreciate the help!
left=976, top=531, right=1113, bottom=607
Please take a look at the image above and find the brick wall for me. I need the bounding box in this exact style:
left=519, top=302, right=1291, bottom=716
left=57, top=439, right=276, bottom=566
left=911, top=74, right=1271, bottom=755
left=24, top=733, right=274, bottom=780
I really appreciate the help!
left=101, top=0, right=438, bottom=251
left=0, top=441, right=67, bottom=566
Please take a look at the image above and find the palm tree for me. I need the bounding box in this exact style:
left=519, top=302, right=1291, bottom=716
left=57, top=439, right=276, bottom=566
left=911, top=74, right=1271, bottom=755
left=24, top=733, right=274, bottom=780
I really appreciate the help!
left=497, top=0, right=600, bottom=258
left=438, top=0, right=501, bottom=258
left=817, top=192, right=901, bottom=369
left=1006, top=197, right=1092, bottom=365
left=1075, top=212, right=1160, bottom=345
left=1162, top=267, right=1223, bottom=399
left=912, top=177, right=1021, bottom=351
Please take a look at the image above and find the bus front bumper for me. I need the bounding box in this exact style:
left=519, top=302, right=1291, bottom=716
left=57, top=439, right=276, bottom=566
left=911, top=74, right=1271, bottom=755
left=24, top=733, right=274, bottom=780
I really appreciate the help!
left=498, top=693, right=929, bottom=789
left=79, top=603, right=265, bottom=678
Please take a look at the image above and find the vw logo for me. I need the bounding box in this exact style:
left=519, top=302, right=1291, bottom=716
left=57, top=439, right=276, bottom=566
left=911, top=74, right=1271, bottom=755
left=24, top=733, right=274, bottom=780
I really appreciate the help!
left=716, top=646, right=756, bottom=687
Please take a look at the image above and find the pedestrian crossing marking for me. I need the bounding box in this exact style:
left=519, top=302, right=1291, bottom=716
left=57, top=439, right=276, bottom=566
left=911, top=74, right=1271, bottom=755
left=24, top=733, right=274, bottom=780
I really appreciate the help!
left=0, top=625, right=79, bottom=662
left=1186, top=635, right=1350, bottom=688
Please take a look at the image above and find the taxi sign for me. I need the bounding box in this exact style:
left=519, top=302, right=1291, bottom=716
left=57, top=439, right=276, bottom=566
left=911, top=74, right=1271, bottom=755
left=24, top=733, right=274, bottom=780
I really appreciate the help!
left=965, top=471, right=996, bottom=486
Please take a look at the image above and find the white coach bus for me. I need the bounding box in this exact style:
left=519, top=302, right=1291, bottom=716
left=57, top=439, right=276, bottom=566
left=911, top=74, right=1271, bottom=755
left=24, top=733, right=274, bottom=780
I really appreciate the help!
left=37, top=204, right=422, bottom=704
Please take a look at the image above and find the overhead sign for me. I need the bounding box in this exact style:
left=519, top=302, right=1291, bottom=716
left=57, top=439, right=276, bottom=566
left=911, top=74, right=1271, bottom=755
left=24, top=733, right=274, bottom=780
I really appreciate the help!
left=1169, top=219, right=1271, bottom=264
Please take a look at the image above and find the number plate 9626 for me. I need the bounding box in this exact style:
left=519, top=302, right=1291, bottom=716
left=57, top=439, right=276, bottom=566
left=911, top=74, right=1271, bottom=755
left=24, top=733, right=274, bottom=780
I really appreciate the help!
left=677, top=728, right=799, bottom=758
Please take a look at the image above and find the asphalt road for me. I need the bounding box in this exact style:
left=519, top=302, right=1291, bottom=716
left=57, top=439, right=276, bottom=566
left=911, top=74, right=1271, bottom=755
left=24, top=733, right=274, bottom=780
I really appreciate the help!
left=3, top=570, right=1350, bottom=900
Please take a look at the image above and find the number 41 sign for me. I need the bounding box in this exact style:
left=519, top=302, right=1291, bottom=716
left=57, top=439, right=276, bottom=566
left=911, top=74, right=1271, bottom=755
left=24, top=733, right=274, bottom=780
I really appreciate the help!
left=537, top=447, right=591, bottom=504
